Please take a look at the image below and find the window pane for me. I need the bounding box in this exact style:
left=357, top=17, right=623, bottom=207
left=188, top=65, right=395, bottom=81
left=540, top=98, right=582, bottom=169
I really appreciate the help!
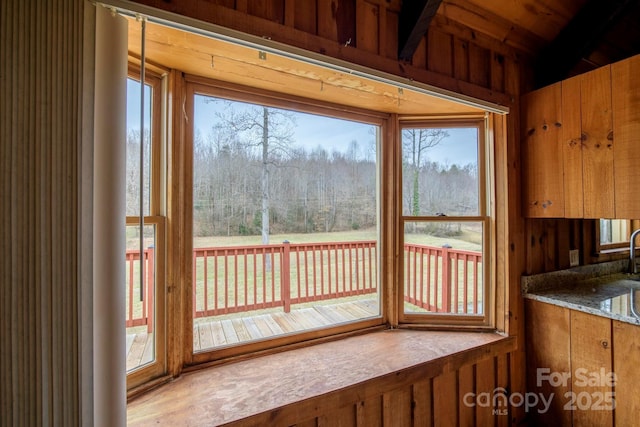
left=125, top=223, right=156, bottom=372
left=401, top=127, right=479, bottom=216
left=126, top=78, right=152, bottom=217
left=600, top=219, right=629, bottom=245
left=192, top=95, right=380, bottom=352
left=403, top=221, right=483, bottom=315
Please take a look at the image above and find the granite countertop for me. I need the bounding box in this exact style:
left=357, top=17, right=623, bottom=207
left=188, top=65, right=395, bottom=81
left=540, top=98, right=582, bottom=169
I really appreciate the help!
left=521, top=259, right=640, bottom=325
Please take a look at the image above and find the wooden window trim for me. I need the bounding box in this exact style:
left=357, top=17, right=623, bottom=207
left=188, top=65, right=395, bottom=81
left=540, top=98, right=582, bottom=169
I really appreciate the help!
left=396, top=118, right=495, bottom=329
left=182, top=76, right=390, bottom=366
left=125, top=67, right=168, bottom=391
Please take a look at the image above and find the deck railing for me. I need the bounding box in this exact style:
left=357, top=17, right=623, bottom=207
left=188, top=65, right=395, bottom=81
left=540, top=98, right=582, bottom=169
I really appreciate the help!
left=125, top=247, right=155, bottom=333
left=125, top=241, right=483, bottom=328
left=192, top=241, right=377, bottom=318
left=404, top=243, right=482, bottom=314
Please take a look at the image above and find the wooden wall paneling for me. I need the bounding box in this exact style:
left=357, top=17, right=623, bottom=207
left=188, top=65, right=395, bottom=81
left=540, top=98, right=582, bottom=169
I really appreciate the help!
left=410, top=36, right=427, bottom=69
left=491, top=52, right=505, bottom=94
left=612, top=54, right=640, bottom=218
left=503, top=52, right=528, bottom=426
left=437, top=0, right=546, bottom=56
left=468, top=44, right=490, bottom=88
left=433, top=371, right=458, bottom=427
left=561, top=75, right=584, bottom=218
left=235, top=0, right=247, bottom=14
left=453, top=38, right=469, bottom=82
left=580, top=65, right=615, bottom=219
left=427, top=29, right=454, bottom=77
left=247, top=0, right=285, bottom=24
left=542, top=219, right=558, bottom=272
left=495, top=354, right=510, bottom=427
left=316, top=0, right=338, bottom=41
left=294, top=418, right=318, bottom=427
left=475, top=357, right=496, bottom=426
left=612, top=320, right=640, bottom=427
left=382, top=386, right=412, bottom=427
left=130, top=0, right=514, bottom=107
left=356, top=0, right=380, bottom=54
left=357, top=395, right=383, bottom=427
left=335, top=0, right=357, bottom=47
left=291, top=0, right=316, bottom=33
left=525, top=219, right=544, bottom=274
left=283, top=0, right=295, bottom=28
left=382, top=6, right=399, bottom=60
left=556, top=219, right=570, bottom=270
left=525, top=219, right=590, bottom=274
left=570, top=310, right=613, bottom=427
left=525, top=300, right=572, bottom=426
left=318, top=403, right=356, bottom=427
left=412, top=378, right=433, bottom=427
left=458, top=364, right=475, bottom=425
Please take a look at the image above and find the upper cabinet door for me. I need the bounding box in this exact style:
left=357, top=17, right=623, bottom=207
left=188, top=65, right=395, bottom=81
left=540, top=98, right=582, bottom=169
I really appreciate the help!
left=581, top=66, right=615, bottom=219
left=561, top=75, right=584, bottom=218
left=613, top=55, right=640, bottom=219
left=521, top=83, right=565, bottom=217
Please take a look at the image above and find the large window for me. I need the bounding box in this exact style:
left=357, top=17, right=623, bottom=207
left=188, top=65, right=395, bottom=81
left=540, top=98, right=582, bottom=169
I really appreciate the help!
left=185, top=79, right=384, bottom=360
left=125, top=68, right=166, bottom=389
left=399, top=120, right=492, bottom=327
left=116, top=11, right=504, bottom=377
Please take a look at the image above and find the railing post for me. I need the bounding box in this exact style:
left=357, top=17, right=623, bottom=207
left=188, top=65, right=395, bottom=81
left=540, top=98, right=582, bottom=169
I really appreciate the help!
left=282, top=241, right=291, bottom=313
left=441, top=244, right=451, bottom=313
left=146, top=246, right=155, bottom=333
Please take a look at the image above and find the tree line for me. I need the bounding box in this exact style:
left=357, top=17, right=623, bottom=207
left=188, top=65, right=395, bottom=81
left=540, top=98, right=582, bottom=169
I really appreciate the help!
left=125, top=101, right=479, bottom=239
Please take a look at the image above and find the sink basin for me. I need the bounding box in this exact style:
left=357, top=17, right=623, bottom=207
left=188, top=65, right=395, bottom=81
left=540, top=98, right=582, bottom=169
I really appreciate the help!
left=600, top=289, right=640, bottom=319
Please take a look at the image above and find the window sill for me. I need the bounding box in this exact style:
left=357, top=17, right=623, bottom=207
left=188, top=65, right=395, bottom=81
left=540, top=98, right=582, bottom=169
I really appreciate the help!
left=127, top=329, right=515, bottom=426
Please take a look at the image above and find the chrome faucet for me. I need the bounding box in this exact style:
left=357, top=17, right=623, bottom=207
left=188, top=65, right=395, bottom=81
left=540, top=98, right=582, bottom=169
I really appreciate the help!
left=630, top=229, right=640, bottom=274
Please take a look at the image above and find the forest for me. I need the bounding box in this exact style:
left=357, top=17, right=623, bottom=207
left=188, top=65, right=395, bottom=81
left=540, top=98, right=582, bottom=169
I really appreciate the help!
left=126, top=99, right=480, bottom=240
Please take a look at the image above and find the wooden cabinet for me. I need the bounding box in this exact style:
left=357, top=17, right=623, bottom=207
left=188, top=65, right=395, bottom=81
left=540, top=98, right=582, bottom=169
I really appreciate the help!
left=578, top=66, right=615, bottom=218
left=522, top=55, right=640, bottom=219
left=570, top=310, right=613, bottom=427
left=561, top=75, right=584, bottom=218
left=521, top=83, right=565, bottom=217
left=525, top=299, right=572, bottom=426
left=612, top=54, right=640, bottom=218
left=525, top=300, right=633, bottom=426
left=523, top=66, right=615, bottom=218
left=612, top=320, right=640, bottom=426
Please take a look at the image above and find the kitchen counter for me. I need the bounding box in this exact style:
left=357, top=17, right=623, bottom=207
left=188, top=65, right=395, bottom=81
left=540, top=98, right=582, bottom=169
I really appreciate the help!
left=521, top=259, right=640, bottom=325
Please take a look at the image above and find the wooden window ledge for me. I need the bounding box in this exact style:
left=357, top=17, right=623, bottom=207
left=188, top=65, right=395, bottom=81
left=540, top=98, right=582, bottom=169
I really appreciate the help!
left=127, top=329, right=514, bottom=426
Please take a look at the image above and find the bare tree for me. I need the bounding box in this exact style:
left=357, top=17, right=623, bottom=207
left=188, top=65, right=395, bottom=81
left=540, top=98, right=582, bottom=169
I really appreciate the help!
left=402, top=128, right=448, bottom=215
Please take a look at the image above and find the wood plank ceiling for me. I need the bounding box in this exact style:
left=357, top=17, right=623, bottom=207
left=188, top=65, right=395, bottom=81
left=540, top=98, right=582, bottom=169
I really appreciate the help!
left=400, top=0, right=640, bottom=88
left=128, top=0, right=640, bottom=107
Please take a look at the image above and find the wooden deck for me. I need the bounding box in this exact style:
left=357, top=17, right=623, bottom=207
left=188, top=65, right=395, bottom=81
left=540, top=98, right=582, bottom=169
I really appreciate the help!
left=126, top=298, right=379, bottom=371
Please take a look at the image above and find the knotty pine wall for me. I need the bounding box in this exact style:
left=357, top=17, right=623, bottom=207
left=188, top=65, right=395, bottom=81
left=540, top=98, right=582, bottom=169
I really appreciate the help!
left=128, top=1, right=529, bottom=426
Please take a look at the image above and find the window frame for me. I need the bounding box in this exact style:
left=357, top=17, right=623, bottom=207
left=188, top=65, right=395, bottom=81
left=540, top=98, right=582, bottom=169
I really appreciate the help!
left=125, top=65, right=168, bottom=390
left=182, top=75, right=390, bottom=365
left=596, top=219, right=637, bottom=253
left=396, top=117, right=495, bottom=329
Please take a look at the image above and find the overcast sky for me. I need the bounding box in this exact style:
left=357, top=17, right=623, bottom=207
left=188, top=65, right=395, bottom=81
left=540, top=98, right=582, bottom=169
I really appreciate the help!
left=127, top=80, right=478, bottom=167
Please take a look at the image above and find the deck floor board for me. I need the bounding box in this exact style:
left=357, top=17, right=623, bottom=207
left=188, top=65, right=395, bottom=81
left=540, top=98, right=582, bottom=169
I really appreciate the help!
left=130, top=298, right=379, bottom=363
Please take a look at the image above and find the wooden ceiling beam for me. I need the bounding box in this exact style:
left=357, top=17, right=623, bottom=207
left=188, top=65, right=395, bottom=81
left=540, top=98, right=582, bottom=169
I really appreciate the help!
left=534, top=0, right=636, bottom=87
left=398, top=0, right=443, bottom=61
